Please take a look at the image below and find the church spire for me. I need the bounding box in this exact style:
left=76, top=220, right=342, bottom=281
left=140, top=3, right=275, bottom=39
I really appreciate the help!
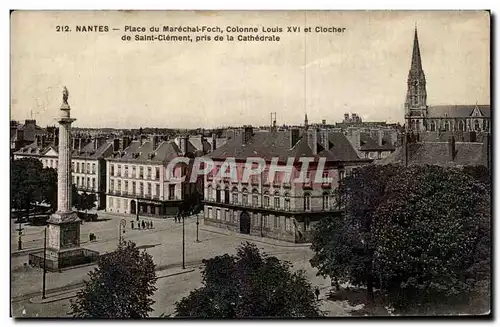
left=304, top=113, right=309, bottom=129
left=405, top=26, right=427, bottom=111
left=410, top=27, right=423, bottom=73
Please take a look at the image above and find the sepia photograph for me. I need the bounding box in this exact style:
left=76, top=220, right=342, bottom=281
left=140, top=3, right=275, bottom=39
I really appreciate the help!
left=9, top=10, right=491, bottom=318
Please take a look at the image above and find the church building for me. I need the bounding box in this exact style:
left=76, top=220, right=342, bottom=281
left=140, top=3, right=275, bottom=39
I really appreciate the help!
left=404, top=28, right=490, bottom=133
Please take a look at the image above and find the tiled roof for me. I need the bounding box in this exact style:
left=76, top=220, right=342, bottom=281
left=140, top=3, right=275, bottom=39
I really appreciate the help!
left=359, top=132, right=396, bottom=151
left=427, top=105, right=490, bottom=118
left=107, top=140, right=183, bottom=163
left=208, top=130, right=365, bottom=163
left=378, top=142, right=486, bottom=167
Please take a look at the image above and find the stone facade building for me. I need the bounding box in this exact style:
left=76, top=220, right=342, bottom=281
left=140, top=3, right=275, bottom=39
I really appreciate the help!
left=105, top=135, right=202, bottom=217
left=203, top=124, right=372, bottom=243
left=405, top=28, right=490, bottom=133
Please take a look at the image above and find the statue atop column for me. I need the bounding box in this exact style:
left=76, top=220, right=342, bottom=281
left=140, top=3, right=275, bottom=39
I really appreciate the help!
left=63, top=86, right=69, bottom=104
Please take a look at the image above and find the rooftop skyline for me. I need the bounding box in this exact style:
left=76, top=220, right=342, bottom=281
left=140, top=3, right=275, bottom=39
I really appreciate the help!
left=11, top=11, right=490, bottom=129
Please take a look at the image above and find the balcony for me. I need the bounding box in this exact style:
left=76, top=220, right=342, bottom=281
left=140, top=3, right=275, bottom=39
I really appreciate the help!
left=203, top=199, right=341, bottom=214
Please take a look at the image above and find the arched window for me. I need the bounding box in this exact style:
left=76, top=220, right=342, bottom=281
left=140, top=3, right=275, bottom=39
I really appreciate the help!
left=284, top=193, right=290, bottom=211
left=429, top=121, right=436, bottom=132
left=215, top=185, right=221, bottom=203
left=242, top=188, right=248, bottom=205
left=224, top=187, right=230, bottom=204
left=263, top=191, right=270, bottom=208
left=207, top=185, right=213, bottom=201
left=458, top=120, right=465, bottom=132
left=274, top=191, right=280, bottom=209
left=304, top=193, right=311, bottom=211
left=444, top=121, right=450, bottom=132
left=232, top=187, right=238, bottom=204
left=474, top=119, right=480, bottom=131
left=252, top=189, right=259, bottom=206
left=322, top=192, right=329, bottom=210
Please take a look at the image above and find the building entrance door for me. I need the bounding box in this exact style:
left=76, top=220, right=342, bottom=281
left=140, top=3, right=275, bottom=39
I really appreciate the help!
left=240, top=211, right=250, bottom=234
left=131, top=200, right=136, bottom=215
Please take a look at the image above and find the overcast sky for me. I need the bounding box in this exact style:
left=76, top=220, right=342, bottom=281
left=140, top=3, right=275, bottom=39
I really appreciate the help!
left=11, top=10, right=490, bottom=129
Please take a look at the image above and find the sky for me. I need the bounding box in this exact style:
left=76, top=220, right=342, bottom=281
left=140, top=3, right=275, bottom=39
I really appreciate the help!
left=10, top=10, right=490, bottom=129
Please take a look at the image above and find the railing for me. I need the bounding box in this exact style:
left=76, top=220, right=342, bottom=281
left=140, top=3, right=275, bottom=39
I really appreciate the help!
left=203, top=198, right=340, bottom=213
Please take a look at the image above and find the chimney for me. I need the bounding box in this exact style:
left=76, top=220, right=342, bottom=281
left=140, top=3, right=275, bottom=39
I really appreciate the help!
left=307, top=128, right=318, bottom=155
left=15, top=129, right=24, bottom=142
left=24, top=119, right=36, bottom=127
left=346, top=127, right=361, bottom=151
left=242, top=126, right=253, bottom=144
left=36, top=135, right=41, bottom=147
left=483, top=134, right=491, bottom=169
left=211, top=133, right=217, bottom=152
left=182, top=135, right=189, bottom=154
left=344, top=113, right=349, bottom=122
left=113, top=138, right=120, bottom=152
left=321, top=119, right=326, bottom=125
left=321, top=129, right=329, bottom=151
left=378, top=130, right=384, bottom=147
left=152, top=135, right=159, bottom=150
left=121, top=136, right=131, bottom=151
left=72, top=137, right=78, bottom=150
left=448, top=136, right=456, bottom=161
left=289, top=128, right=300, bottom=149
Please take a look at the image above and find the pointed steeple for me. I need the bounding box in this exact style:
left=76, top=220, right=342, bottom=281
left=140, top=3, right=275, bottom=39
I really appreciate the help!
left=304, top=113, right=309, bottom=129
left=405, top=26, right=427, bottom=112
left=410, top=27, right=423, bottom=74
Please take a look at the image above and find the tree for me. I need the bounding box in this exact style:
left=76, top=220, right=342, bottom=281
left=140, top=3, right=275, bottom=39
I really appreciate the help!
left=175, top=242, right=320, bottom=318
left=40, top=167, right=58, bottom=212
left=71, top=241, right=158, bottom=318
left=310, top=164, right=399, bottom=301
left=373, top=165, right=490, bottom=308
left=73, top=191, right=96, bottom=219
left=11, top=158, right=44, bottom=214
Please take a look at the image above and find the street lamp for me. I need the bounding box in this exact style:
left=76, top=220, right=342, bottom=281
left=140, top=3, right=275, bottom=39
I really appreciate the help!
left=42, top=227, right=47, bottom=299
left=196, top=212, right=200, bottom=243
left=182, top=213, right=185, bottom=269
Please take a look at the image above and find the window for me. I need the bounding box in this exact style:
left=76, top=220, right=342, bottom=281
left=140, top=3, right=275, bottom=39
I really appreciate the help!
left=147, top=167, right=152, bottom=179
left=117, top=165, right=121, bottom=177
left=82, top=177, right=86, bottom=187
left=233, top=211, right=238, bottom=223
left=429, top=121, right=436, bottom=132
left=77, top=176, right=81, bottom=187
left=117, top=199, right=121, bottom=209
left=139, top=166, right=144, bottom=179
left=147, top=183, right=151, bottom=197
left=87, top=177, right=90, bottom=188
left=92, top=163, right=96, bottom=174
left=132, top=166, right=136, bottom=178
left=207, top=185, right=213, bottom=201
left=262, top=170, right=269, bottom=184
left=117, top=180, right=121, bottom=192
left=444, top=121, right=450, bottom=132
left=224, top=187, right=230, bottom=204
left=263, top=214, right=269, bottom=228
left=77, top=162, right=80, bottom=173
left=322, top=171, right=329, bottom=184
left=285, top=217, right=289, bottom=231
left=87, top=163, right=90, bottom=174
left=124, top=181, right=129, bottom=194
left=72, top=162, right=75, bottom=172
left=216, top=209, right=221, bottom=220
left=263, top=191, right=270, bottom=207
left=216, top=186, right=221, bottom=203
left=156, top=184, right=160, bottom=198
left=155, top=167, right=160, bottom=179
left=304, top=193, right=311, bottom=211
left=132, top=181, right=136, bottom=195
left=139, top=182, right=144, bottom=196
left=207, top=208, right=212, bottom=219
left=124, top=165, right=128, bottom=178
left=274, top=215, right=279, bottom=229
left=284, top=193, right=290, bottom=211
left=474, top=119, right=480, bottom=131
left=252, top=189, right=259, bottom=206
left=169, top=184, right=175, bottom=199
left=274, top=192, right=280, bottom=209
left=323, top=192, right=329, bottom=210
left=232, top=187, right=238, bottom=204
left=50, top=160, right=53, bottom=168
left=242, top=188, right=248, bottom=205
left=123, top=199, right=127, bottom=211
left=109, top=164, right=113, bottom=176
left=109, top=197, right=114, bottom=207
left=305, top=171, right=311, bottom=183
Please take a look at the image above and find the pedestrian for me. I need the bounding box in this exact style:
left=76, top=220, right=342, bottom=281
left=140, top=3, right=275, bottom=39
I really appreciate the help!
left=131, top=221, right=134, bottom=229
left=142, top=220, right=145, bottom=229
left=315, top=287, right=320, bottom=301
left=151, top=220, right=154, bottom=229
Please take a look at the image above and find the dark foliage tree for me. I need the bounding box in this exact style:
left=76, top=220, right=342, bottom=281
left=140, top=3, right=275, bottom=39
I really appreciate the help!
left=310, top=164, right=399, bottom=301
left=373, top=165, right=491, bottom=308
left=11, top=158, right=44, bottom=214
left=71, top=241, right=158, bottom=318
left=175, top=242, right=320, bottom=318
left=462, top=165, right=490, bottom=186
left=40, top=167, right=58, bottom=211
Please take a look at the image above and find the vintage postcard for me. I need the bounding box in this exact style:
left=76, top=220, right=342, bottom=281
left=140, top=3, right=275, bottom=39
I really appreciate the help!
left=10, top=10, right=491, bottom=318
